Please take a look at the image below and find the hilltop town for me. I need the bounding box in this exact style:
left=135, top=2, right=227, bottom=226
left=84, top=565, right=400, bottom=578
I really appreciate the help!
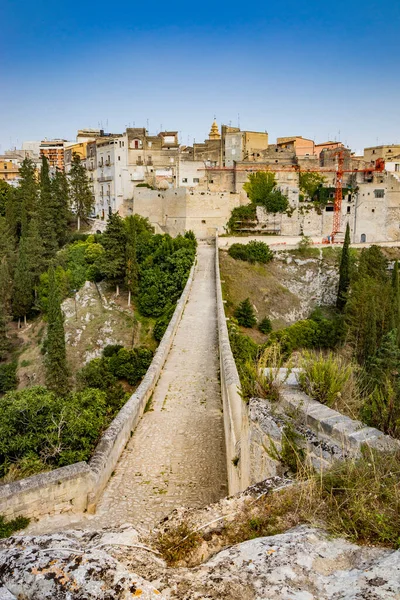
left=2, top=122, right=400, bottom=242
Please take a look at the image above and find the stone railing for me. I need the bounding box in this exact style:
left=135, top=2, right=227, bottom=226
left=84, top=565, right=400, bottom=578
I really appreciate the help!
left=249, top=371, right=400, bottom=484
left=0, top=260, right=196, bottom=521
left=215, top=233, right=249, bottom=494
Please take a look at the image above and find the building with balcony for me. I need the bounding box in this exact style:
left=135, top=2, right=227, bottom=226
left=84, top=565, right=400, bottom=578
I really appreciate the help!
left=40, top=139, right=67, bottom=170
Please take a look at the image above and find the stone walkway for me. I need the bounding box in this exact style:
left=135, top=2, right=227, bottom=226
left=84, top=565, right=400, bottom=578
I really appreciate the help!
left=27, top=243, right=227, bottom=534
left=91, top=243, right=227, bottom=528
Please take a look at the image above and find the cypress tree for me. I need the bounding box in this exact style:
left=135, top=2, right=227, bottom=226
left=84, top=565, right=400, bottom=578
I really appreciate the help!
left=69, top=153, right=93, bottom=231
left=51, top=169, right=70, bottom=247
left=336, top=222, right=351, bottom=311
left=25, top=217, right=46, bottom=299
left=38, top=155, right=57, bottom=261
left=362, top=295, right=377, bottom=363
left=101, top=213, right=127, bottom=295
left=18, top=157, right=38, bottom=236
left=125, top=216, right=139, bottom=306
left=391, top=260, right=400, bottom=340
left=45, top=265, right=69, bottom=396
left=0, top=257, right=12, bottom=359
left=12, top=236, right=33, bottom=327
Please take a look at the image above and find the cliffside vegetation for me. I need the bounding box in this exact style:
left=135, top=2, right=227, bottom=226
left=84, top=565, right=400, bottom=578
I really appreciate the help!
left=228, top=172, right=288, bottom=233
left=0, top=158, right=196, bottom=481
left=221, top=239, right=400, bottom=438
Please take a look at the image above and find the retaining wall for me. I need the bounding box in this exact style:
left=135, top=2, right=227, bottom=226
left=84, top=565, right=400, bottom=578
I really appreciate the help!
left=249, top=372, right=400, bottom=484
left=0, top=261, right=196, bottom=521
left=215, top=234, right=249, bottom=494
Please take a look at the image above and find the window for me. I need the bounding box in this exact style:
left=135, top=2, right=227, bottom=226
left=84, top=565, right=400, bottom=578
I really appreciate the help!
left=325, top=205, right=334, bottom=212
left=374, top=189, right=385, bottom=198
left=347, top=206, right=351, bottom=214
left=182, top=178, right=188, bottom=183
left=396, top=164, right=400, bottom=172
left=193, top=178, right=199, bottom=183
left=210, top=179, right=214, bottom=183
left=148, top=141, right=152, bottom=148
left=118, top=156, right=120, bottom=161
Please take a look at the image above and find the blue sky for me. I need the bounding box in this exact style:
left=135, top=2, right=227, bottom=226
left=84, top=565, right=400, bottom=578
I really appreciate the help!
left=1, top=0, right=399, bottom=154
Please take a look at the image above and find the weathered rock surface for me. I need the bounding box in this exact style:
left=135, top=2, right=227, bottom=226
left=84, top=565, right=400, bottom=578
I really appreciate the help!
left=1, top=524, right=399, bottom=599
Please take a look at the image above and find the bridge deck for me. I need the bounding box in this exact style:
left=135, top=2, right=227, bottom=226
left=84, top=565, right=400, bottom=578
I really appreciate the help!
left=92, top=242, right=227, bottom=529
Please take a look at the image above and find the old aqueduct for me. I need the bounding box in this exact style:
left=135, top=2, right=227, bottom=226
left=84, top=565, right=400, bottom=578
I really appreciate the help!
left=1, top=237, right=398, bottom=533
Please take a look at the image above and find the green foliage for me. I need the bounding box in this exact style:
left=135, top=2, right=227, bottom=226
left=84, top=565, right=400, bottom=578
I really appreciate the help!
left=51, top=169, right=70, bottom=247
left=12, top=236, right=33, bottom=320
left=69, top=153, right=94, bottom=229
left=299, top=352, right=353, bottom=406
left=38, top=155, right=58, bottom=261
left=228, top=320, right=259, bottom=399
left=107, top=347, right=153, bottom=385
left=269, top=317, right=343, bottom=355
left=17, top=157, right=38, bottom=236
left=0, top=386, right=111, bottom=478
left=138, top=234, right=196, bottom=317
left=77, top=357, right=126, bottom=412
left=0, top=362, right=17, bottom=393
left=295, top=235, right=319, bottom=258
left=100, top=213, right=127, bottom=289
left=228, top=241, right=274, bottom=264
left=234, top=298, right=257, bottom=328
left=136, top=182, right=154, bottom=189
left=227, top=204, right=257, bottom=233
left=0, top=180, right=11, bottom=217
left=336, top=223, right=351, bottom=310
left=44, top=266, right=69, bottom=396
left=153, top=304, right=176, bottom=341
left=258, top=317, right=272, bottom=335
left=243, top=172, right=289, bottom=213
left=102, top=344, right=124, bottom=357
left=299, top=171, right=327, bottom=202
left=37, top=266, right=72, bottom=313
left=0, top=514, right=30, bottom=538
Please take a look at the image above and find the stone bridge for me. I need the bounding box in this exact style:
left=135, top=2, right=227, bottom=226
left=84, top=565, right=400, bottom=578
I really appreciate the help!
left=90, top=243, right=228, bottom=529
left=24, top=242, right=230, bottom=534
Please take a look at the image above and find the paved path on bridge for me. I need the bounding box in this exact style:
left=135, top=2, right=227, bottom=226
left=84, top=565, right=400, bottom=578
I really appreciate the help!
left=92, top=243, right=227, bottom=529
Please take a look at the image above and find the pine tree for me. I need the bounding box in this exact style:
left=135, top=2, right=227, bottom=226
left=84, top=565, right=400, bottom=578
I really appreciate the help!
left=234, top=298, right=257, bottom=328
left=101, top=213, right=127, bottom=295
left=38, top=155, right=57, bottom=261
left=18, top=157, right=38, bottom=236
left=12, top=236, right=33, bottom=326
left=51, top=169, right=70, bottom=247
left=336, top=222, right=351, bottom=311
left=0, top=216, right=15, bottom=263
left=4, top=187, right=20, bottom=241
left=45, top=265, right=69, bottom=396
left=69, top=153, right=93, bottom=230
left=125, top=216, right=139, bottom=306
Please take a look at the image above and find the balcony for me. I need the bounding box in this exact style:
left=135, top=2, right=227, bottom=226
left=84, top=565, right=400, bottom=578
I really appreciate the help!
left=98, top=175, right=113, bottom=182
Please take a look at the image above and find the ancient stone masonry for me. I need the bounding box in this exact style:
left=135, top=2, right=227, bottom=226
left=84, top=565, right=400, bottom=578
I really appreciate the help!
left=248, top=370, right=400, bottom=484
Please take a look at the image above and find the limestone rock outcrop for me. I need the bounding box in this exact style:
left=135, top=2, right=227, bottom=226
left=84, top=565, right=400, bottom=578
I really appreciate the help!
left=1, top=523, right=399, bottom=599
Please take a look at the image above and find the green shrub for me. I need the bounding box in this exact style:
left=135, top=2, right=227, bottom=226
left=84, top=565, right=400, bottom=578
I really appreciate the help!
left=0, top=514, right=30, bottom=538
left=153, top=304, right=176, bottom=341
left=269, top=317, right=343, bottom=355
left=0, top=386, right=111, bottom=479
left=108, top=347, right=153, bottom=386
left=234, top=298, right=257, bottom=328
left=258, top=317, right=272, bottom=335
left=77, top=357, right=126, bottom=411
left=299, top=352, right=353, bottom=406
left=227, top=204, right=257, bottom=233
left=102, top=344, right=124, bottom=357
left=0, top=362, right=17, bottom=393
left=228, top=241, right=273, bottom=264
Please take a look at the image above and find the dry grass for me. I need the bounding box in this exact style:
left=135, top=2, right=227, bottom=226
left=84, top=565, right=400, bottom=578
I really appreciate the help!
left=156, top=450, right=400, bottom=566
